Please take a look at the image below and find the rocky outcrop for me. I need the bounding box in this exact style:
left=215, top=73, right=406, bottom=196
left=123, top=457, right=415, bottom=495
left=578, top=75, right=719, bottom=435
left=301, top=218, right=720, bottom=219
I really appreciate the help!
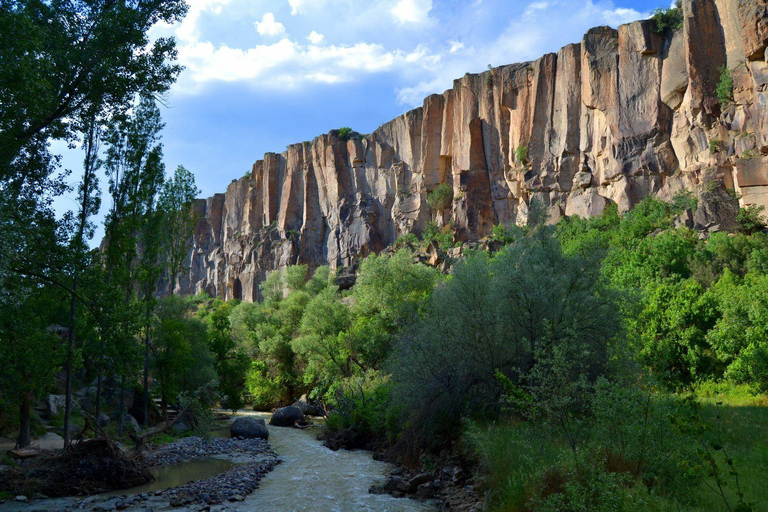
left=179, top=0, right=768, bottom=302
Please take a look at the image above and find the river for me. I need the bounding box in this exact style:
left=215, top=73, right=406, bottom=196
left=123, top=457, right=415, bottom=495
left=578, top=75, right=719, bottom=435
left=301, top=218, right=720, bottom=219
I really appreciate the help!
left=2, top=410, right=436, bottom=511
left=234, top=411, right=435, bottom=512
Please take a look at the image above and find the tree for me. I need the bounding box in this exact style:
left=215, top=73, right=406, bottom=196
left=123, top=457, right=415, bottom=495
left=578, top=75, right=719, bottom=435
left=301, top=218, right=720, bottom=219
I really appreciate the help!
left=0, top=0, right=187, bottom=188
left=159, top=165, right=199, bottom=296
left=207, top=303, right=250, bottom=411
left=390, top=232, right=620, bottom=445
left=63, top=111, right=103, bottom=447
left=101, top=95, right=167, bottom=428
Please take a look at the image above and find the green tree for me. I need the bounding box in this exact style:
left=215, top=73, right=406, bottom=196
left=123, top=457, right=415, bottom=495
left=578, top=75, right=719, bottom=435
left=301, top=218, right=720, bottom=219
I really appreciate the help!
left=159, top=165, right=199, bottom=295
left=208, top=303, right=250, bottom=411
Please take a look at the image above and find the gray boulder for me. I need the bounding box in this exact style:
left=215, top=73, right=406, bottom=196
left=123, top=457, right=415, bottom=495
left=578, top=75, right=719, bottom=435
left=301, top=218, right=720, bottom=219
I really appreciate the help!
left=292, top=398, right=323, bottom=417
left=124, top=414, right=141, bottom=433
left=97, top=413, right=111, bottom=427
left=269, top=406, right=305, bottom=427
left=695, top=181, right=740, bottom=232
left=230, top=417, right=269, bottom=440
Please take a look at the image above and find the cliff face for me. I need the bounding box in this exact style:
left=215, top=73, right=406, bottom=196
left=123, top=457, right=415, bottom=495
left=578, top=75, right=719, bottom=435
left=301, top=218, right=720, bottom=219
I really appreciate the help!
left=179, top=0, right=768, bottom=302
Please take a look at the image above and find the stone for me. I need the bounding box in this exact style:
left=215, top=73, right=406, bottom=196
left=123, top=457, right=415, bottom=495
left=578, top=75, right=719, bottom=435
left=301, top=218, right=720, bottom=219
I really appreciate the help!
left=124, top=414, right=141, bottom=433
left=97, top=413, right=111, bottom=427
left=695, top=181, right=740, bottom=232
left=230, top=417, right=269, bottom=440
left=269, top=406, right=305, bottom=427
left=291, top=398, right=323, bottom=417
left=15, top=495, right=27, bottom=502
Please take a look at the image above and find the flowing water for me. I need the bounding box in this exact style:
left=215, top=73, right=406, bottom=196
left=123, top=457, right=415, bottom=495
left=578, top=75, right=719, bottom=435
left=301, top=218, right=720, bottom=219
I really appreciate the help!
left=3, top=411, right=436, bottom=511
left=238, top=411, right=435, bottom=512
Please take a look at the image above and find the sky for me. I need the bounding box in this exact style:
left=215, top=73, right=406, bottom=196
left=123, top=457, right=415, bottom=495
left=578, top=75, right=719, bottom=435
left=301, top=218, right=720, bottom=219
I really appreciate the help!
left=53, top=0, right=667, bottom=244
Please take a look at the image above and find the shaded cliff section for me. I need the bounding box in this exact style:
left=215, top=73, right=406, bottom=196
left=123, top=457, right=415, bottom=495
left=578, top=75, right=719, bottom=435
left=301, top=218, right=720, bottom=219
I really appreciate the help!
left=179, top=0, right=768, bottom=302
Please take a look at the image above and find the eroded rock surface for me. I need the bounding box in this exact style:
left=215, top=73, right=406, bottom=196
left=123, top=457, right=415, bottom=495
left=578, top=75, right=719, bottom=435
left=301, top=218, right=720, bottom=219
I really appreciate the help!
left=179, top=0, right=768, bottom=302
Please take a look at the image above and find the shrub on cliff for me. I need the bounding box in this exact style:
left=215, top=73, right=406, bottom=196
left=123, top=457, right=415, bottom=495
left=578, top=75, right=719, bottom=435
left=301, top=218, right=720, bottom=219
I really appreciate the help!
left=427, top=183, right=453, bottom=212
left=650, top=1, right=683, bottom=34
left=717, top=65, right=734, bottom=107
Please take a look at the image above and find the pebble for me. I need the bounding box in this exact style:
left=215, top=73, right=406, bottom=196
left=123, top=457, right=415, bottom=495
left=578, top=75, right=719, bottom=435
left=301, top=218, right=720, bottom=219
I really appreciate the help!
left=15, top=495, right=28, bottom=502
left=144, top=436, right=272, bottom=467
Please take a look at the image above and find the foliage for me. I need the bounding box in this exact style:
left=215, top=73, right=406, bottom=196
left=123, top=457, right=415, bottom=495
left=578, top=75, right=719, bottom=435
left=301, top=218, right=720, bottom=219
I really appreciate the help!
left=737, top=204, right=766, bottom=235
left=427, top=183, right=453, bottom=211
left=709, top=139, right=722, bottom=154
left=650, top=1, right=683, bottom=34
left=390, top=232, right=619, bottom=446
left=422, top=221, right=455, bottom=250
left=207, top=302, right=250, bottom=411
left=337, top=127, right=353, bottom=140
left=159, top=165, right=200, bottom=294
left=515, top=145, right=528, bottom=165
left=153, top=296, right=217, bottom=408
left=717, top=66, right=734, bottom=107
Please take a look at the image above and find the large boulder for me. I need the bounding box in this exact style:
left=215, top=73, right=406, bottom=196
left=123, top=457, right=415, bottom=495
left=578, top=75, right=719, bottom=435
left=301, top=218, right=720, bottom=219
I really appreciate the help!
left=230, top=417, right=269, bottom=440
left=269, top=406, right=305, bottom=427
left=292, top=397, right=324, bottom=417
left=46, top=395, right=78, bottom=419
left=694, top=181, right=740, bottom=232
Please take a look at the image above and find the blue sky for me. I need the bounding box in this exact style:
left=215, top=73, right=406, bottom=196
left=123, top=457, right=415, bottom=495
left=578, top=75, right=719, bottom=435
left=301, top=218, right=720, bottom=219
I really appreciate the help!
left=53, top=0, right=667, bottom=244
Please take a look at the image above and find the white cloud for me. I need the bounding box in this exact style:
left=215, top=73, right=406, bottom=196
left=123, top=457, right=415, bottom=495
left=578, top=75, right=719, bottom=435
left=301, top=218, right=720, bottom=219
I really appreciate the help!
left=391, top=0, right=433, bottom=24
left=255, top=13, right=286, bottom=36
left=524, top=1, right=549, bottom=18
left=602, top=7, right=647, bottom=26
left=307, top=30, right=325, bottom=44
left=289, top=0, right=306, bottom=15
left=448, top=40, right=465, bottom=53
left=175, top=38, right=441, bottom=93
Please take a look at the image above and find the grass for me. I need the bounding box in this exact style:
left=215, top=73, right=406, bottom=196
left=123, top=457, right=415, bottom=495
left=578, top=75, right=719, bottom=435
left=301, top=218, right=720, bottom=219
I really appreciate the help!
left=467, top=388, right=768, bottom=512
left=0, top=490, right=14, bottom=500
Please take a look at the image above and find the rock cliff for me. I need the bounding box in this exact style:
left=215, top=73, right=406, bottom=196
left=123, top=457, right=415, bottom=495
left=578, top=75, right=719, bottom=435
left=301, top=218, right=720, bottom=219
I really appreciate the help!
left=179, top=0, right=768, bottom=302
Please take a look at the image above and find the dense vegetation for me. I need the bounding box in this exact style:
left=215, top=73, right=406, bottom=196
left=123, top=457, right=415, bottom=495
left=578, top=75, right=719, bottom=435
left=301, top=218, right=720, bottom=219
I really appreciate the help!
left=208, top=195, right=767, bottom=511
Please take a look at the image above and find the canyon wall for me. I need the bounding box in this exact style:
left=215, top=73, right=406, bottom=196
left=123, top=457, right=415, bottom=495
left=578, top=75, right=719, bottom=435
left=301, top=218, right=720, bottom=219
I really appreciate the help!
left=179, top=0, right=768, bottom=301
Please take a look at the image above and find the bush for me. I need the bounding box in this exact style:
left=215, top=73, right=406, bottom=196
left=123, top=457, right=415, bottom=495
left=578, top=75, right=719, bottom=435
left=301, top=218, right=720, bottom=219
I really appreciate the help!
left=389, top=232, right=619, bottom=448
left=323, top=371, right=390, bottom=450
left=709, top=139, right=722, bottom=154
left=515, top=145, right=528, bottom=165
left=427, top=182, right=453, bottom=211
left=650, top=1, right=683, bottom=34
left=737, top=204, right=766, bottom=235
left=337, top=126, right=353, bottom=140
left=717, top=66, right=734, bottom=107
left=422, top=221, right=455, bottom=250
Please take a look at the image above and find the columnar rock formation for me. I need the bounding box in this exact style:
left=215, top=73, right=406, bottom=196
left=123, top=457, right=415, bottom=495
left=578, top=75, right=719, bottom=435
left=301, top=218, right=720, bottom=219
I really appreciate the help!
left=179, top=0, right=768, bottom=302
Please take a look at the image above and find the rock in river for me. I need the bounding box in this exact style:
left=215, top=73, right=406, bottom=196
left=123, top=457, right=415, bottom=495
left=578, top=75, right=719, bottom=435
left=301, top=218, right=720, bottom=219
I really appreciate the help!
left=269, top=406, right=305, bottom=427
left=230, top=417, right=269, bottom=440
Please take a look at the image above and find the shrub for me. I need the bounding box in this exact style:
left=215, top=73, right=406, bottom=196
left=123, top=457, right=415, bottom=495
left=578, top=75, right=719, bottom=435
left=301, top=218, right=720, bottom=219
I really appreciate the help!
left=515, top=145, right=528, bottom=165
left=650, top=1, right=683, bottom=34
left=737, top=204, right=766, bottom=234
left=427, top=182, right=453, bottom=211
left=710, top=139, right=722, bottom=154
left=717, top=66, right=734, bottom=107
left=422, top=221, right=455, bottom=250
left=389, top=233, right=619, bottom=447
left=337, top=126, right=353, bottom=140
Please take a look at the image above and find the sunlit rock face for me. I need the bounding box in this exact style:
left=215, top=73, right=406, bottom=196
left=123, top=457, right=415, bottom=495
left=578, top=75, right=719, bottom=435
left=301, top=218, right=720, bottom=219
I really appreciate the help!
left=179, top=0, right=768, bottom=302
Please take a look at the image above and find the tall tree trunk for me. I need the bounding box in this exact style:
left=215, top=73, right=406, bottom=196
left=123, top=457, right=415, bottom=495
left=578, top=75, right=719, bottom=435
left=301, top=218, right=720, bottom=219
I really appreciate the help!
left=118, top=375, right=126, bottom=437
left=95, top=364, right=103, bottom=433
left=17, top=392, right=31, bottom=449
left=63, top=290, right=77, bottom=449
left=143, top=325, right=150, bottom=427
left=64, top=115, right=98, bottom=447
